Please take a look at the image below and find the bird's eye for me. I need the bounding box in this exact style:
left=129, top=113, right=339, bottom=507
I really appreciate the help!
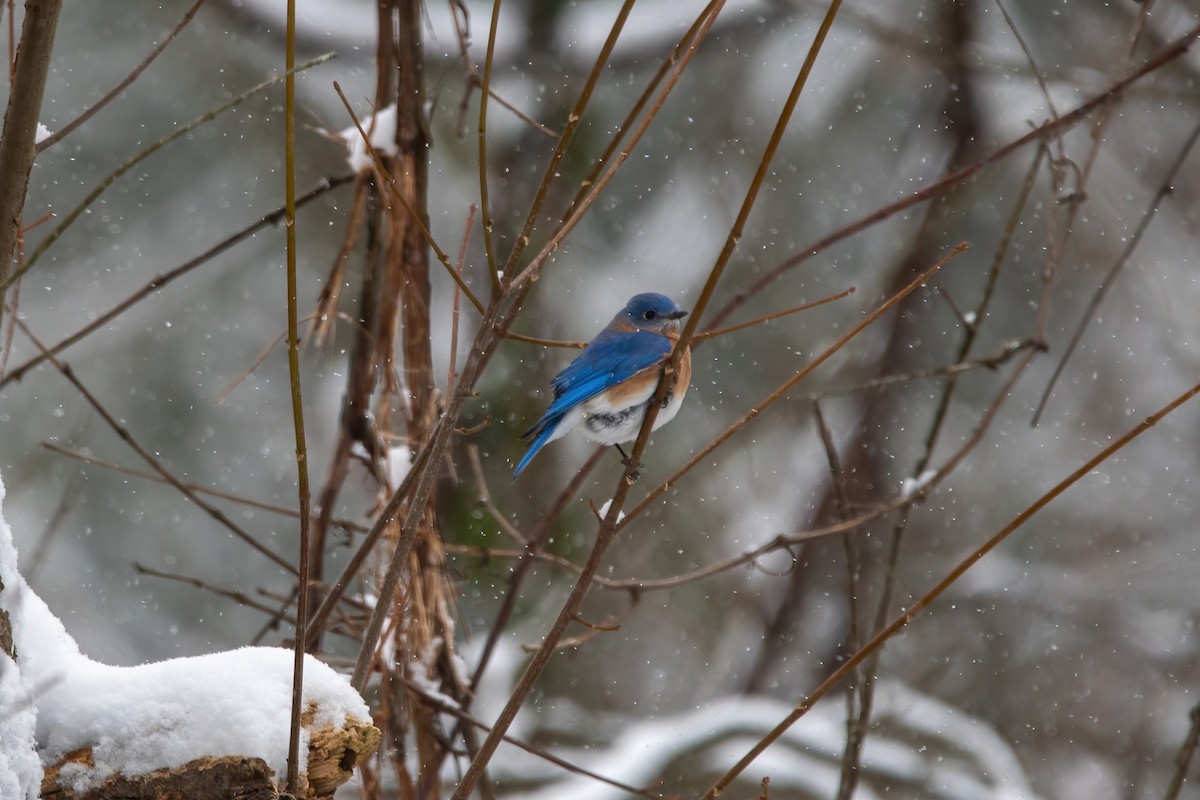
left=643, top=310, right=656, bottom=321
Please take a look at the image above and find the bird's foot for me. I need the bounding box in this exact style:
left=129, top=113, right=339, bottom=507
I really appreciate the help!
left=614, top=444, right=643, bottom=483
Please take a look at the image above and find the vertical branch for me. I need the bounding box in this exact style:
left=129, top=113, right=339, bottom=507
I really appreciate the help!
left=476, top=0, right=501, bottom=293
left=392, top=0, right=447, bottom=793
left=283, top=0, right=312, bottom=793
left=0, top=0, right=62, bottom=333
left=395, top=0, right=433, bottom=432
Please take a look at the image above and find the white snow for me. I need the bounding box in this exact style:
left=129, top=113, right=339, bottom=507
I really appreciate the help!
left=0, top=471, right=371, bottom=794
left=34, top=123, right=52, bottom=145
left=338, top=105, right=398, bottom=173
left=597, top=499, right=626, bottom=523
left=899, top=468, right=937, bottom=500
left=502, top=678, right=1039, bottom=800
left=0, top=475, right=42, bottom=799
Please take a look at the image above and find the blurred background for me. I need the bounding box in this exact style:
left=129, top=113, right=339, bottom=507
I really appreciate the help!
left=2, top=0, right=1200, bottom=797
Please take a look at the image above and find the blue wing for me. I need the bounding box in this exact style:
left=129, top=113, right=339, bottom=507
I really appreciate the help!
left=542, top=330, right=671, bottom=424
left=513, top=330, right=670, bottom=478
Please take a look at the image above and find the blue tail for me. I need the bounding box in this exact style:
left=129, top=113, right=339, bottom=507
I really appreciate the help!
left=513, top=418, right=561, bottom=479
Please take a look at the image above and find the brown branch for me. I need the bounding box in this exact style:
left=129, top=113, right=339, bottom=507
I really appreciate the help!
left=282, top=2, right=311, bottom=789
left=24, top=463, right=83, bottom=581
left=466, top=445, right=526, bottom=545
left=447, top=204, right=476, bottom=397
left=559, top=0, right=724, bottom=226
left=213, top=312, right=323, bottom=406
left=0, top=0, right=61, bottom=333
left=312, top=177, right=368, bottom=345
left=1029, top=0, right=1156, bottom=353
left=449, top=1, right=558, bottom=140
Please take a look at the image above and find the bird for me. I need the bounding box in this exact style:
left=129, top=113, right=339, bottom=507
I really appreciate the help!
left=513, top=292, right=692, bottom=479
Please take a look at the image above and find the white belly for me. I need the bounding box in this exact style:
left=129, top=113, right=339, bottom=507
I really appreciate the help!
left=576, top=382, right=687, bottom=445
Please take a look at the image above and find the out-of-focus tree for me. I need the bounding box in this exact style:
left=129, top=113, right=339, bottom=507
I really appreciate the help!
left=2, top=1, right=1200, bottom=797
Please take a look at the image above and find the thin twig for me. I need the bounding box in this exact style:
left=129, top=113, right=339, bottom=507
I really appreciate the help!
left=449, top=1, right=558, bottom=140
left=312, top=178, right=368, bottom=346
left=134, top=563, right=295, bottom=621
left=466, top=444, right=525, bottom=545
left=40, top=441, right=368, bottom=534
left=693, top=288, right=855, bottom=342
left=15, top=319, right=297, bottom=574
left=559, top=0, right=723, bottom=225
left=995, top=0, right=1059, bottom=121
left=283, top=1, right=311, bottom=790
left=810, top=399, right=863, bottom=797
left=0, top=174, right=354, bottom=390
left=474, top=0, right=502, bottom=292
left=36, top=0, right=207, bottom=152
left=703, top=21, right=1200, bottom=331
left=1029, top=0, right=1156, bottom=353
left=4, top=52, right=337, bottom=294
left=465, top=447, right=605, bottom=690
left=24, top=464, right=83, bottom=581
left=1163, top=703, right=1200, bottom=800
left=1033, top=116, right=1200, bottom=422
left=398, top=672, right=660, bottom=800
left=447, top=205, right=476, bottom=398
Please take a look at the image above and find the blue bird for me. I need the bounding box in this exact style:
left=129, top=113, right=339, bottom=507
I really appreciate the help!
left=513, top=293, right=692, bottom=479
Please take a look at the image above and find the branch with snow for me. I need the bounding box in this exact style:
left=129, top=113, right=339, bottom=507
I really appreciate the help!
left=336, top=105, right=398, bottom=173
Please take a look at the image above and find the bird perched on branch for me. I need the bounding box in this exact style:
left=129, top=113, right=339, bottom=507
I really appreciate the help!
left=513, top=293, right=692, bottom=479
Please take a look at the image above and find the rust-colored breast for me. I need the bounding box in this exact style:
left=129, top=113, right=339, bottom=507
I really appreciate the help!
left=673, top=344, right=692, bottom=397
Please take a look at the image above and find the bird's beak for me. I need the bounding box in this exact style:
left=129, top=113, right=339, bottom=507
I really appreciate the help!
left=668, top=310, right=688, bottom=321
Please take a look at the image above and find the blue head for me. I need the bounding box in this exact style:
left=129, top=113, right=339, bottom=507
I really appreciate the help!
left=614, top=293, right=688, bottom=334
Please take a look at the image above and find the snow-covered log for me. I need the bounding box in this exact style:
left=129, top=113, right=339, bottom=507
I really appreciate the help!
left=0, top=474, right=379, bottom=800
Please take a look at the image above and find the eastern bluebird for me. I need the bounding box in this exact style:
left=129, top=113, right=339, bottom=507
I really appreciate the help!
left=513, top=293, right=693, bottom=479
